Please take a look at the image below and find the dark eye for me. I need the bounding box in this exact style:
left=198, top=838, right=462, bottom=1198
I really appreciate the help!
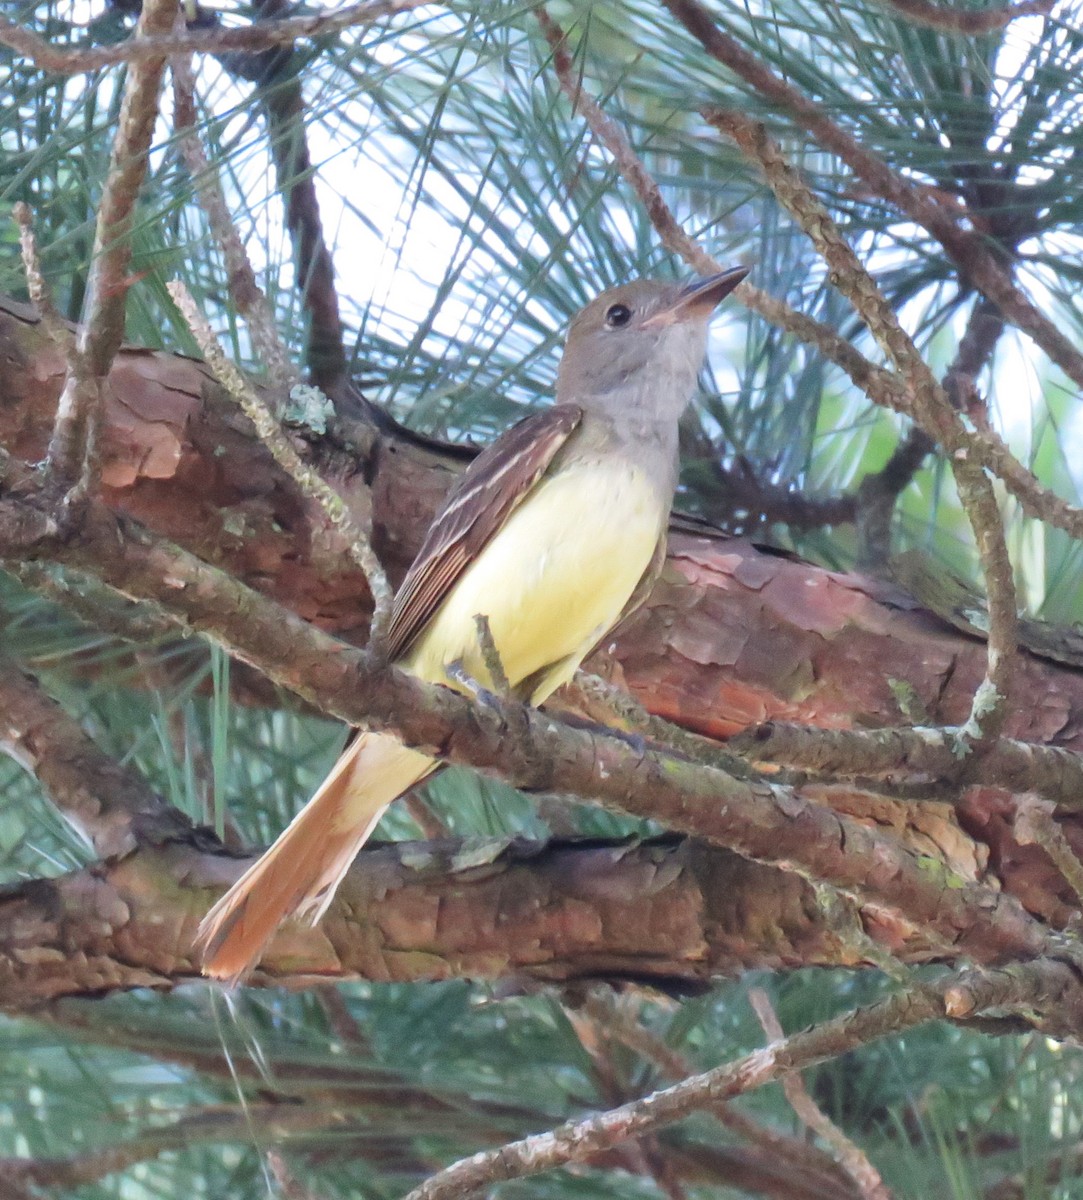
left=605, top=303, right=632, bottom=328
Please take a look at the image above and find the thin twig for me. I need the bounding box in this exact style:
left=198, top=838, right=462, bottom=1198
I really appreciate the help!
left=0, top=651, right=183, bottom=858
left=267, top=1151, right=329, bottom=1200
left=871, top=0, right=1052, bottom=33
left=562, top=1000, right=688, bottom=1200
left=402, top=964, right=1073, bottom=1200
left=857, top=298, right=1004, bottom=565
left=583, top=989, right=856, bottom=1192
left=170, top=52, right=295, bottom=390
left=969, top=420, right=1083, bottom=542
left=707, top=111, right=1017, bottom=750
left=3, top=1105, right=353, bottom=1192
left=166, top=279, right=393, bottom=644
left=47, top=0, right=179, bottom=492
left=401, top=792, right=453, bottom=838
left=749, top=988, right=894, bottom=1200
left=0, top=1, right=431, bottom=75
left=12, top=203, right=76, bottom=354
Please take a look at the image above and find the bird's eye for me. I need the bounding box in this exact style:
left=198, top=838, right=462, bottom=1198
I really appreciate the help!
left=605, top=303, right=632, bottom=328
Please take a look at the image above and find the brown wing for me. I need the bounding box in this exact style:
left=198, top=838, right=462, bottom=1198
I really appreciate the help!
left=385, top=404, right=583, bottom=661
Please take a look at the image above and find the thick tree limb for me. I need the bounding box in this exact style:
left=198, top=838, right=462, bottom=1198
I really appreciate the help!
left=0, top=837, right=868, bottom=1004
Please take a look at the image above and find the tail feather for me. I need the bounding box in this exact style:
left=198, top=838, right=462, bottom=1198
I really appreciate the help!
left=197, top=732, right=434, bottom=984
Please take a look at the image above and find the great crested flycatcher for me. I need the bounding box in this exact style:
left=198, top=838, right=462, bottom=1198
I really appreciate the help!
left=198, top=266, right=749, bottom=981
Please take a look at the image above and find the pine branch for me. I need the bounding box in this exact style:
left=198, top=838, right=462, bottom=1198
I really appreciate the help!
left=662, top=0, right=1083, bottom=394
left=870, top=0, right=1052, bottom=33
left=247, top=0, right=348, bottom=394
left=171, top=55, right=295, bottom=390
left=749, top=987, right=893, bottom=1200
left=707, top=110, right=1018, bottom=750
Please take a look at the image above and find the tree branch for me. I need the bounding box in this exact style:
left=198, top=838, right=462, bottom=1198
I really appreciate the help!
left=749, top=987, right=893, bottom=1200
left=0, top=1, right=432, bottom=75
left=45, top=0, right=179, bottom=491
left=870, top=0, right=1052, bottom=33
left=0, top=652, right=187, bottom=858
left=0, top=837, right=874, bottom=1004
left=245, top=0, right=349, bottom=394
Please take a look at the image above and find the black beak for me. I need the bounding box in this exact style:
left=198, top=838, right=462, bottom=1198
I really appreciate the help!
left=642, top=265, right=750, bottom=328
left=674, top=265, right=750, bottom=315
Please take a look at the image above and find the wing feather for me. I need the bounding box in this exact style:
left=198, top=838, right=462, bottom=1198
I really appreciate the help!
left=385, top=404, right=582, bottom=660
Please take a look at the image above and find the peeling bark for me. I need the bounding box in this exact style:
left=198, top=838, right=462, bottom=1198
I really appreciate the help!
left=0, top=836, right=879, bottom=1004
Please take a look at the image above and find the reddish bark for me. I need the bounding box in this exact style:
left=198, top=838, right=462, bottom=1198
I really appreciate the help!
left=2, top=295, right=1083, bottom=950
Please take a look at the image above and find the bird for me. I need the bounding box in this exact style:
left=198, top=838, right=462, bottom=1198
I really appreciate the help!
left=197, top=266, right=750, bottom=982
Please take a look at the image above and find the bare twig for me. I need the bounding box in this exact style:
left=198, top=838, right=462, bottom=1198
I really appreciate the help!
left=167, top=279, right=393, bottom=644
left=0, top=652, right=184, bottom=858
left=170, top=53, right=295, bottom=389
left=2, top=1104, right=352, bottom=1192
left=968, top=421, right=1083, bottom=542
left=730, top=721, right=1083, bottom=813
left=707, top=111, right=1017, bottom=749
left=871, top=0, right=1052, bottom=33
left=12, top=203, right=75, bottom=354
left=402, top=964, right=1075, bottom=1200
left=0, top=1, right=431, bottom=75
left=583, top=989, right=856, bottom=1194
left=857, top=298, right=1005, bottom=565
left=250, top=0, right=347, bottom=394
left=663, top=0, right=1083, bottom=394
left=749, top=988, right=893, bottom=1200
left=46, top=0, right=179, bottom=491
left=402, top=792, right=453, bottom=838
left=9, top=561, right=180, bottom=646
left=267, top=1151, right=329, bottom=1200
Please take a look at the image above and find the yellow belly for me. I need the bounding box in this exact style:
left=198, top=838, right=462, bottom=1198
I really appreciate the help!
left=402, top=459, right=665, bottom=703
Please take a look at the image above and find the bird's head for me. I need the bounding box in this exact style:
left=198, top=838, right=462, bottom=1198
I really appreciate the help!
left=557, top=266, right=749, bottom=416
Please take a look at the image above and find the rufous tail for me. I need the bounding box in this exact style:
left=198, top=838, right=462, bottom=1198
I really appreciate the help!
left=197, top=731, right=435, bottom=984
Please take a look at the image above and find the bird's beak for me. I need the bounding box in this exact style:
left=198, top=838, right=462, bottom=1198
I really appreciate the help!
left=642, top=265, right=750, bottom=328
